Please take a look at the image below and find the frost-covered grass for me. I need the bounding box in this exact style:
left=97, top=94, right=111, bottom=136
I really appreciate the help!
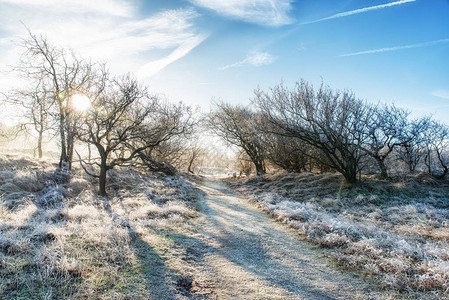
left=0, top=154, right=201, bottom=299
left=228, top=172, right=449, bottom=298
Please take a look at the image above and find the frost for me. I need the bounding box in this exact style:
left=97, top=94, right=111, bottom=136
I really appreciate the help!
left=231, top=172, right=449, bottom=296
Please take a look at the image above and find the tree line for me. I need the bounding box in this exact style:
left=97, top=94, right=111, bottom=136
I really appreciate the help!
left=3, top=31, right=448, bottom=193
left=208, top=80, right=449, bottom=182
left=3, top=31, right=200, bottom=196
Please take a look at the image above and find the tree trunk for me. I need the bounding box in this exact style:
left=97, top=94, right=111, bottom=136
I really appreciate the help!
left=66, top=131, right=74, bottom=170
left=344, top=172, right=357, bottom=183
left=37, top=130, right=43, bottom=159
left=424, top=149, right=432, bottom=174
left=58, top=107, right=67, bottom=168
left=99, top=160, right=108, bottom=196
left=187, top=156, right=195, bottom=174
left=254, top=160, right=266, bottom=176
left=374, top=156, right=388, bottom=179
left=342, top=165, right=358, bottom=183
left=95, top=144, right=109, bottom=196
left=435, top=150, right=448, bottom=179
left=58, top=104, right=75, bottom=170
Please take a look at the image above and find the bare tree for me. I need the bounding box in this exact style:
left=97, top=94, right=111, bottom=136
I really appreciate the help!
left=77, top=75, right=194, bottom=196
left=14, top=30, right=104, bottom=169
left=148, top=128, right=204, bottom=174
left=362, top=104, right=410, bottom=178
left=208, top=102, right=266, bottom=175
left=265, top=134, right=310, bottom=173
left=184, top=142, right=206, bottom=174
left=0, top=122, right=18, bottom=146
left=424, top=121, right=449, bottom=178
left=129, top=101, right=196, bottom=175
left=4, top=79, right=56, bottom=158
left=235, top=150, right=254, bottom=176
left=254, top=80, right=369, bottom=183
left=397, top=116, right=431, bottom=172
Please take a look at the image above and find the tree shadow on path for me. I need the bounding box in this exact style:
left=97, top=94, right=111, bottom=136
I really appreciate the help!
left=167, top=177, right=384, bottom=300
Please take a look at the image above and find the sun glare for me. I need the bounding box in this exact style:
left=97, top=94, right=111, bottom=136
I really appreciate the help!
left=71, top=94, right=91, bottom=112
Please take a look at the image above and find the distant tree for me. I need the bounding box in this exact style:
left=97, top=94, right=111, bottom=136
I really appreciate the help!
left=235, top=150, right=254, bottom=176
left=208, top=102, right=266, bottom=175
left=265, top=134, right=310, bottom=173
left=0, top=122, right=18, bottom=145
left=4, top=79, right=55, bottom=158
left=424, top=121, right=449, bottom=178
left=206, top=149, right=234, bottom=172
left=254, top=80, right=369, bottom=183
left=361, top=104, right=410, bottom=178
left=184, top=142, right=206, bottom=174
left=128, top=101, right=196, bottom=176
left=77, top=75, right=194, bottom=196
left=397, top=117, right=431, bottom=172
left=149, top=128, right=204, bottom=174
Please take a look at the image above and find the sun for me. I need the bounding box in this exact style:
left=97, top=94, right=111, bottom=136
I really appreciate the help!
left=71, top=94, right=91, bottom=112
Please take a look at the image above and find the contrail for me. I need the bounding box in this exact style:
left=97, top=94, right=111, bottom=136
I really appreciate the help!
left=341, top=38, right=449, bottom=57
left=303, top=0, right=415, bottom=24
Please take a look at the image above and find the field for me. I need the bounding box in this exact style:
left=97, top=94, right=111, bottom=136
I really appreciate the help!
left=227, top=172, right=449, bottom=298
left=2, top=152, right=449, bottom=299
left=0, top=154, right=202, bottom=299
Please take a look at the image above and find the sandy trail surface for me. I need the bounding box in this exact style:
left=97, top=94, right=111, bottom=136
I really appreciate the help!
left=173, top=177, right=391, bottom=299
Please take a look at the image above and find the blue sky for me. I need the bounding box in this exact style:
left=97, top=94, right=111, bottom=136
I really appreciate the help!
left=1, top=0, right=448, bottom=122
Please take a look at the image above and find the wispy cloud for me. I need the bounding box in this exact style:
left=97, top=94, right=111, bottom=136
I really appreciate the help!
left=341, top=38, right=449, bottom=57
left=0, top=0, right=136, bottom=17
left=303, top=0, right=415, bottom=24
left=432, top=89, right=449, bottom=100
left=220, top=52, right=277, bottom=70
left=137, top=34, right=207, bottom=78
left=189, top=0, right=293, bottom=26
left=0, top=1, right=206, bottom=80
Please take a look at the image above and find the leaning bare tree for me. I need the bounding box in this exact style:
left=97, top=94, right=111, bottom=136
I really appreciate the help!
left=127, top=100, right=196, bottom=176
left=208, top=102, right=267, bottom=175
left=77, top=75, right=194, bottom=196
left=184, top=142, right=206, bottom=174
left=143, top=121, right=202, bottom=173
left=254, top=80, right=369, bottom=183
left=163, top=138, right=205, bottom=174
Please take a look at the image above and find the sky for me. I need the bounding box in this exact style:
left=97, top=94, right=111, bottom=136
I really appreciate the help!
left=0, top=0, right=448, bottom=123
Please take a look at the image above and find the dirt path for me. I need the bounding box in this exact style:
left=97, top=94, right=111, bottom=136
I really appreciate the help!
left=172, top=178, right=392, bottom=299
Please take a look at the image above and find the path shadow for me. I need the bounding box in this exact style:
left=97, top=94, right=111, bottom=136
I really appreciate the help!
left=172, top=177, right=374, bottom=299
left=108, top=176, right=203, bottom=299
